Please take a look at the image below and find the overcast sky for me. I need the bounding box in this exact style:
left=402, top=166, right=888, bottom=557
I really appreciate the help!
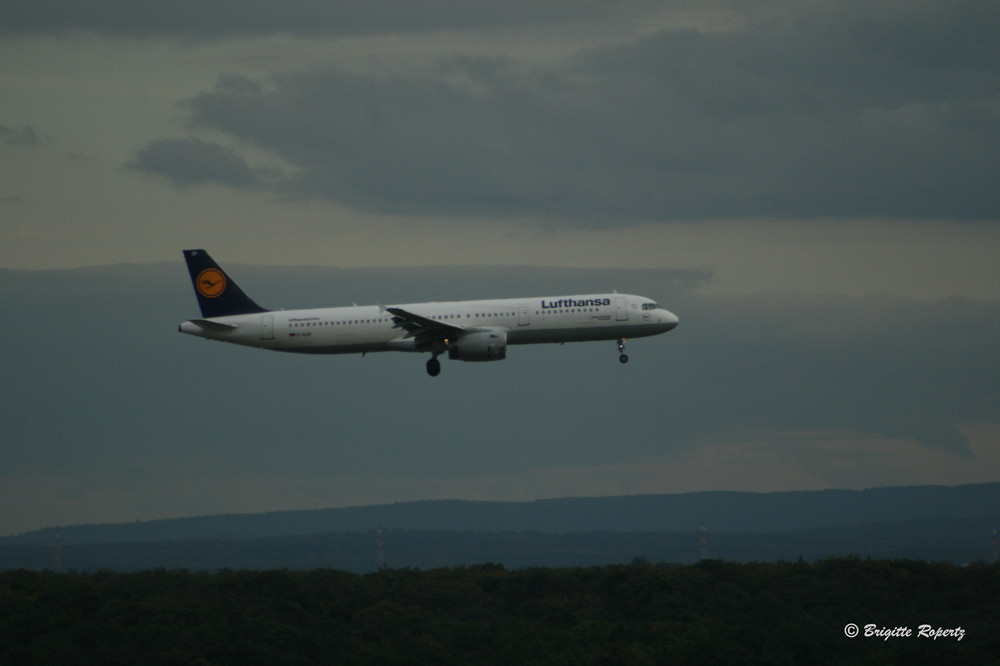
left=2, top=1, right=999, bottom=535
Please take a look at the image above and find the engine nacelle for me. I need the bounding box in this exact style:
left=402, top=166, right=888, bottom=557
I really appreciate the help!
left=448, top=329, right=507, bottom=362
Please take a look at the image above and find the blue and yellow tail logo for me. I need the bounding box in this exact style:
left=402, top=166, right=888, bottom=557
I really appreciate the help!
left=196, top=268, right=227, bottom=299
left=184, top=249, right=267, bottom=317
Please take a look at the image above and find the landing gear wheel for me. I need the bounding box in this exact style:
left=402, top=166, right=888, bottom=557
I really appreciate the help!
left=426, top=357, right=441, bottom=377
left=617, top=338, right=628, bottom=364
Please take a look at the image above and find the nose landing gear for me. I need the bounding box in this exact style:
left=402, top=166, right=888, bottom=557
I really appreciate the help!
left=617, top=338, right=629, bottom=364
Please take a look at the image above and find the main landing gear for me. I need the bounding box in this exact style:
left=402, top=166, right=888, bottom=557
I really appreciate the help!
left=618, top=338, right=629, bottom=364
left=426, top=340, right=448, bottom=377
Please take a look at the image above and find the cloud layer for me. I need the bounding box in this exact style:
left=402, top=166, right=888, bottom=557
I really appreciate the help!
left=0, top=0, right=641, bottom=38
left=119, top=1, right=1000, bottom=222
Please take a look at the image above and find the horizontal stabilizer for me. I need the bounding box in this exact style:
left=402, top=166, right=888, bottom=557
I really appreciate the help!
left=187, top=319, right=237, bottom=331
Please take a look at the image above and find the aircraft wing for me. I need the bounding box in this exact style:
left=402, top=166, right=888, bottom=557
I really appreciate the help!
left=385, top=307, right=465, bottom=338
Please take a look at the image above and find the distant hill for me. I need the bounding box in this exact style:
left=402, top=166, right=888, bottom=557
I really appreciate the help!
left=2, top=483, right=998, bottom=572
left=5, top=483, right=999, bottom=545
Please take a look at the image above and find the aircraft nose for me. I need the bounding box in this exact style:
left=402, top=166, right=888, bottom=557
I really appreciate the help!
left=661, top=309, right=679, bottom=331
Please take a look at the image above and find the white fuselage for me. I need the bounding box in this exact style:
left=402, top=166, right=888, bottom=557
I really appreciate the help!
left=179, top=293, right=678, bottom=354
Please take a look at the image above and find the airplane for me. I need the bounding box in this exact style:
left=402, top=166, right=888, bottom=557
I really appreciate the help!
left=178, top=249, right=679, bottom=376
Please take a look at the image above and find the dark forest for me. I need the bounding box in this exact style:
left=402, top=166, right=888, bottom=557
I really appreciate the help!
left=3, top=558, right=996, bottom=665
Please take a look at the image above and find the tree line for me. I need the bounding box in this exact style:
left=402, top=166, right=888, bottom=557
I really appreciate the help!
left=2, top=558, right=997, bottom=665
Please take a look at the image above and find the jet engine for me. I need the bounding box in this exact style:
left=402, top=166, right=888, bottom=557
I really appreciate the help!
left=448, top=329, right=507, bottom=362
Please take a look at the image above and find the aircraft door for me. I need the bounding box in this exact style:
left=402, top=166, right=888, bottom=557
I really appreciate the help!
left=262, top=315, right=274, bottom=340
left=517, top=305, right=530, bottom=326
left=615, top=296, right=628, bottom=321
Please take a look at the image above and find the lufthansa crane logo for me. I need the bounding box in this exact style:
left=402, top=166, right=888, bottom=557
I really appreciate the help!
left=196, top=268, right=227, bottom=299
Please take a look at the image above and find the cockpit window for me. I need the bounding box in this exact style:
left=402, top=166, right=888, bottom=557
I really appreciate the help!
left=641, top=303, right=659, bottom=311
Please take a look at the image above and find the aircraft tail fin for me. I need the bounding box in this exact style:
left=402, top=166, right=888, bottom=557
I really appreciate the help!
left=183, top=249, right=269, bottom=318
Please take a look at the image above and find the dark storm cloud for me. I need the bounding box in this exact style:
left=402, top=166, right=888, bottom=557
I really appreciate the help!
left=0, top=0, right=649, bottom=38
left=127, top=137, right=281, bottom=189
left=134, top=0, right=1000, bottom=222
